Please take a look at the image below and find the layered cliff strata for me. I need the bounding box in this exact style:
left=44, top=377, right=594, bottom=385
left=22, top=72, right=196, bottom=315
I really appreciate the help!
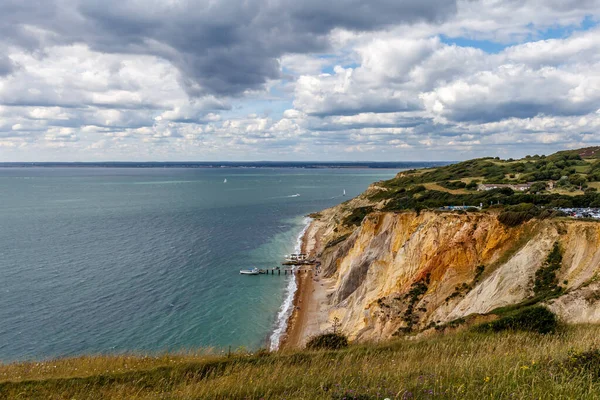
left=310, top=201, right=600, bottom=342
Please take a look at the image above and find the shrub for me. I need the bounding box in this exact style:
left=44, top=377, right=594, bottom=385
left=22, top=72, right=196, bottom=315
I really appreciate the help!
left=558, top=349, right=600, bottom=379
left=305, top=333, right=349, bottom=350
left=325, top=234, right=350, bottom=249
left=474, top=306, right=558, bottom=334
left=474, top=265, right=485, bottom=282
left=342, top=206, right=373, bottom=227
left=440, top=180, right=467, bottom=190
left=497, top=211, right=533, bottom=227
left=534, top=242, right=563, bottom=296
left=465, top=181, right=478, bottom=190
left=529, top=181, right=547, bottom=193
left=497, top=203, right=544, bottom=227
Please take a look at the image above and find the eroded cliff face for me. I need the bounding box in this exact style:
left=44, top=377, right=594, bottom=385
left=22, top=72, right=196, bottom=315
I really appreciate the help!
left=311, top=205, right=600, bottom=342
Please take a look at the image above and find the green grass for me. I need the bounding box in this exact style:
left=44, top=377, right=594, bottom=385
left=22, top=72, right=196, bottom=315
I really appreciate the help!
left=3, top=326, right=600, bottom=398
left=367, top=148, right=600, bottom=215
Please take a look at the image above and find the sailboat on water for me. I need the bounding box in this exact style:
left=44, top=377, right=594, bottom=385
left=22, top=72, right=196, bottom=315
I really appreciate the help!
left=343, top=189, right=346, bottom=196
left=224, top=178, right=227, bottom=183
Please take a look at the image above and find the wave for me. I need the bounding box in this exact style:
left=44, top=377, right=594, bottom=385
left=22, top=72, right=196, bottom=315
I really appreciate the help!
left=269, top=217, right=312, bottom=351
left=266, top=193, right=301, bottom=200
left=132, top=180, right=196, bottom=185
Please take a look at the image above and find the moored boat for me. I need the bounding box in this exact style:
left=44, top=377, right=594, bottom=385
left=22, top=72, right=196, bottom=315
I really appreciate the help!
left=240, top=267, right=259, bottom=275
left=285, top=253, right=308, bottom=262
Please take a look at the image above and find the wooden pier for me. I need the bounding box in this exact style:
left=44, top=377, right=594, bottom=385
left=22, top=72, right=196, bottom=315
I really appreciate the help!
left=281, top=259, right=318, bottom=266
left=241, top=256, right=321, bottom=276
left=257, top=267, right=314, bottom=275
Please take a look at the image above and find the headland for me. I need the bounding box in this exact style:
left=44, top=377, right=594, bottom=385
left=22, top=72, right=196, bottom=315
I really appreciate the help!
left=280, top=146, right=600, bottom=348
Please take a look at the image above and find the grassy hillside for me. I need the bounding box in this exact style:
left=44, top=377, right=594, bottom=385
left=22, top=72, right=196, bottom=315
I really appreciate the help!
left=2, top=326, right=600, bottom=399
left=359, top=147, right=600, bottom=221
left=377, top=146, right=600, bottom=194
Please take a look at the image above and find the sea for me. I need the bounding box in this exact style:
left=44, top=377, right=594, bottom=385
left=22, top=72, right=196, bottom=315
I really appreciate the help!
left=0, top=165, right=436, bottom=362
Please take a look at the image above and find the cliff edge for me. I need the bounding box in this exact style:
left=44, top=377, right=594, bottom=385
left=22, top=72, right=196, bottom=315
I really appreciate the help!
left=307, top=189, right=600, bottom=342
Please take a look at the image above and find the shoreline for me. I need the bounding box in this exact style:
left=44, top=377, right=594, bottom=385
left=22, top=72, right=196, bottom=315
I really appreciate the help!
left=279, top=220, right=331, bottom=350
left=268, top=217, right=311, bottom=351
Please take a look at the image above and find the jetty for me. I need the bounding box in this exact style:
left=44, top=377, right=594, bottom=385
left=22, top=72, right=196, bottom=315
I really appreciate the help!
left=281, top=259, right=318, bottom=266
left=240, top=259, right=321, bottom=276
left=240, top=251, right=321, bottom=276
left=256, top=267, right=314, bottom=275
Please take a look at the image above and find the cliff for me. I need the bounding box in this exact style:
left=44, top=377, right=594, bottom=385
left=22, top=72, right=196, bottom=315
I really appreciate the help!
left=308, top=192, right=600, bottom=342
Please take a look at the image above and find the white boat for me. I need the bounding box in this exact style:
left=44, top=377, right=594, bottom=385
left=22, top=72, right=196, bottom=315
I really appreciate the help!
left=285, top=253, right=308, bottom=262
left=240, top=267, right=259, bottom=275
left=224, top=178, right=227, bottom=183
left=343, top=189, right=346, bottom=196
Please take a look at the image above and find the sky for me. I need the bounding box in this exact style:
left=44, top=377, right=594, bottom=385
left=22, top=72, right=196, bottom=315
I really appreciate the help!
left=0, top=0, right=599, bottom=162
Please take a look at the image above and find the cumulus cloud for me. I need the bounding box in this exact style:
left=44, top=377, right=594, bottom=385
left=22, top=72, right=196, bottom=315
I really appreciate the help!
left=0, top=0, right=459, bottom=97
left=0, top=55, right=15, bottom=76
left=422, top=64, right=600, bottom=123
left=292, top=26, right=600, bottom=127
left=0, top=0, right=600, bottom=161
left=422, top=29, right=600, bottom=123
left=440, top=0, right=600, bottom=42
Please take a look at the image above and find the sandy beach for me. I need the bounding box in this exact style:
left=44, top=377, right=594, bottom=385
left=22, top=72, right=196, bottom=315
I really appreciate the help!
left=280, top=220, right=333, bottom=349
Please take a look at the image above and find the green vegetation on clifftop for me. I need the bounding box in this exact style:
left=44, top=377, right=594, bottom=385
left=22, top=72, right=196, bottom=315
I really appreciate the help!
left=3, top=326, right=600, bottom=399
left=364, top=147, right=600, bottom=224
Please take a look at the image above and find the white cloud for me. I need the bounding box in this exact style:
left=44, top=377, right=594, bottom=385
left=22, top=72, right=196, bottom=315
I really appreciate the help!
left=1, top=0, right=600, bottom=161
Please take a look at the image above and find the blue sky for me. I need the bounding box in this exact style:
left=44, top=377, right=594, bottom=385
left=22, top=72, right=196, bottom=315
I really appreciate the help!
left=441, top=16, right=598, bottom=53
left=0, top=1, right=599, bottom=161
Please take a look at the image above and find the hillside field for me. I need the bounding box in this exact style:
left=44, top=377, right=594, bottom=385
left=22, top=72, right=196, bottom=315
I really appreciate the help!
left=3, top=326, right=600, bottom=399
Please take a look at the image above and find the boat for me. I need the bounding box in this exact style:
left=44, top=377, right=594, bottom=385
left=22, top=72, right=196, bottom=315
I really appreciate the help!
left=285, top=253, right=308, bottom=262
left=240, top=267, right=259, bottom=275
left=224, top=178, right=227, bottom=183
left=343, top=189, right=346, bottom=196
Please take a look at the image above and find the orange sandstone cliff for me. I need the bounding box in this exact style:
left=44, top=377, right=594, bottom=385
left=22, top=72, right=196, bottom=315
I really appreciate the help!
left=307, top=189, right=600, bottom=342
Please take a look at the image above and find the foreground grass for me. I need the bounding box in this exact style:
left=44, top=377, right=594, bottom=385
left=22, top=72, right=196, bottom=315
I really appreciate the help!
left=3, top=326, right=600, bottom=399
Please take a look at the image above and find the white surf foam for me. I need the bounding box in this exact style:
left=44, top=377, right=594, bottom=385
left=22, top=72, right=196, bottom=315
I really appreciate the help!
left=268, top=217, right=312, bottom=351
left=266, top=193, right=301, bottom=200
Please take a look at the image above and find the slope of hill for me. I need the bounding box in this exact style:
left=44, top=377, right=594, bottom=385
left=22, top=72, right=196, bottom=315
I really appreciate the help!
left=2, top=326, right=600, bottom=399
left=371, top=148, right=600, bottom=204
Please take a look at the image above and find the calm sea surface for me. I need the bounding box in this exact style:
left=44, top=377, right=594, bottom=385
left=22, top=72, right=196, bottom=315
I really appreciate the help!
left=0, top=167, right=405, bottom=362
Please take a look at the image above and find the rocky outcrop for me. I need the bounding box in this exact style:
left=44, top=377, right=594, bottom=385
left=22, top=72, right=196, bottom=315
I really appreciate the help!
left=311, top=205, right=600, bottom=342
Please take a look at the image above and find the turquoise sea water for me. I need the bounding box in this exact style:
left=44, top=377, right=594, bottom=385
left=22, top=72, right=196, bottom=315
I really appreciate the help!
left=0, top=167, right=404, bottom=362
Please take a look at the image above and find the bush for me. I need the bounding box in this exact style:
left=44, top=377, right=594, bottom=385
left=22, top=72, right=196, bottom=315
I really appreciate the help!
left=325, top=234, right=350, bottom=249
left=497, top=211, right=533, bottom=227
left=474, top=306, right=558, bottom=334
left=529, top=181, right=547, bottom=193
left=558, top=349, right=600, bottom=379
left=342, top=206, right=373, bottom=226
left=305, top=333, right=349, bottom=350
left=497, top=203, right=544, bottom=227
left=465, top=181, right=478, bottom=190
left=534, top=242, right=563, bottom=296
left=440, top=180, right=467, bottom=190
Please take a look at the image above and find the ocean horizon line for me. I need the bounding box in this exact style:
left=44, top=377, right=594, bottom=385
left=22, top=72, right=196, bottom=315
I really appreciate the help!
left=0, top=161, right=453, bottom=169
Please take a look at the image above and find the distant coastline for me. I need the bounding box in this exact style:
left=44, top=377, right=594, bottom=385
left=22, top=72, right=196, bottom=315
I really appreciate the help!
left=0, top=161, right=451, bottom=169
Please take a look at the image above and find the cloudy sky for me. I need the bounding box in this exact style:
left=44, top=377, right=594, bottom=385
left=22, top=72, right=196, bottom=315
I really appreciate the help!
left=1, top=0, right=599, bottom=161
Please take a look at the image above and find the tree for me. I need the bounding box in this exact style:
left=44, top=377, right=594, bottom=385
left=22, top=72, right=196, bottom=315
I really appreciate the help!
left=529, top=182, right=547, bottom=193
